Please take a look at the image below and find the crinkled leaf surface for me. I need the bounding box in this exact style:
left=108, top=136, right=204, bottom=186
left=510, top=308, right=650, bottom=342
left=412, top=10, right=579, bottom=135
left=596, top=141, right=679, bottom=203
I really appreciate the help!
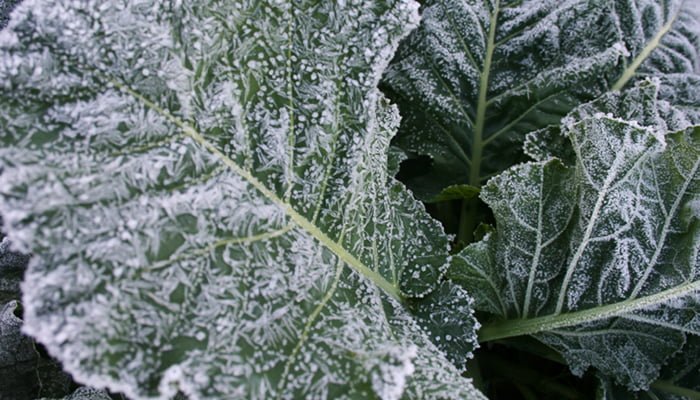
left=383, top=0, right=700, bottom=198
left=0, top=236, right=28, bottom=303
left=524, top=76, right=700, bottom=165
left=597, top=337, right=700, bottom=399
left=39, top=387, right=112, bottom=400
left=0, top=300, right=42, bottom=398
left=0, top=1, right=481, bottom=399
left=451, top=83, right=700, bottom=390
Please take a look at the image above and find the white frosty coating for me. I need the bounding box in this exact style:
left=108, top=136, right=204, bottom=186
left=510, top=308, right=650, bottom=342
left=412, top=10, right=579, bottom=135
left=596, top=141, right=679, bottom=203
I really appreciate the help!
left=383, top=0, right=700, bottom=197
left=55, top=387, right=113, bottom=400
left=452, top=81, right=700, bottom=390
left=598, top=333, right=700, bottom=398
left=0, top=300, right=35, bottom=375
left=0, top=1, right=483, bottom=399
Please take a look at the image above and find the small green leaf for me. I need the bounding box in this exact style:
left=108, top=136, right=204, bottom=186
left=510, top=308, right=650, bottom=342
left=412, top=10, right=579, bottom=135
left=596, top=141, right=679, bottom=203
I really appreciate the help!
left=427, top=184, right=480, bottom=203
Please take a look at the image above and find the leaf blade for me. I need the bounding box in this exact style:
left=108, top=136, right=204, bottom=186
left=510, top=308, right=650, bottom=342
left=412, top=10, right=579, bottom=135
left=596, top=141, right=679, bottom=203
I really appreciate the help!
left=383, top=0, right=700, bottom=198
left=0, top=1, right=482, bottom=398
left=453, top=82, right=700, bottom=389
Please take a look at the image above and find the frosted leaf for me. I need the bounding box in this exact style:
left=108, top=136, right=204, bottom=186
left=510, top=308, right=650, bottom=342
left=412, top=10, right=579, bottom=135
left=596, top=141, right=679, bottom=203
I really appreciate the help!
left=451, top=81, right=700, bottom=390
left=0, top=301, right=39, bottom=395
left=0, top=1, right=482, bottom=399
left=407, top=281, right=480, bottom=369
left=63, top=388, right=111, bottom=400
left=387, top=146, right=408, bottom=177
left=39, top=387, right=112, bottom=400
left=525, top=77, right=700, bottom=164
left=383, top=0, right=700, bottom=198
left=597, top=336, right=700, bottom=399
left=0, top=236, right=28, bottom=303
left=523, top=126, right=578, bottom=165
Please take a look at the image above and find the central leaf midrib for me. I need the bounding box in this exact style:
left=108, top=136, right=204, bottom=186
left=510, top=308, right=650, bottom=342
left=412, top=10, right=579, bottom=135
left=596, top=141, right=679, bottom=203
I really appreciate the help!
left=611, top=1, right=684, bottom=91
left=276, top=258, right=345, bottom=397
left=631, top=156, right=700, bottom=298
left=111, top=79, right=402, bottom=302
left=469, top=0, right=500, bottom=187
left=479, top=279, right=700, bottom=342
left=522, top=167, right=545, bottom=318
left=554, top=129, right=653, bottom=314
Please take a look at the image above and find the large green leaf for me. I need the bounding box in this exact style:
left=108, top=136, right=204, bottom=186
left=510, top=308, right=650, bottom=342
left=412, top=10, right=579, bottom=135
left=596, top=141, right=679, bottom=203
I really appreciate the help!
left=450, top=82, right=700, bottom=390
left=0, top=1, right=482, bottom=399
left=383, top=0, right=700, bottom=199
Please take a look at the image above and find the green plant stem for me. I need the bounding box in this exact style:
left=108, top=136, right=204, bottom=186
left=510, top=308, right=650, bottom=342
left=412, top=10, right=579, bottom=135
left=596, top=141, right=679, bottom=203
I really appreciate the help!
left=468, top=0, right=498, bottom=188
left=651, top=380, right=700, bottom=399
left=458, top=1, right=499, bottom=245
left=478, top=280, right=700, bottom=342
left=457, top=197, right=480, bottom=244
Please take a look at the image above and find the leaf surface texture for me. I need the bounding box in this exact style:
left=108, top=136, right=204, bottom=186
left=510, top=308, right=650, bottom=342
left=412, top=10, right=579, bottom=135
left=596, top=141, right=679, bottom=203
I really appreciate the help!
left=0, top=1, right=481, bottom=399
left=451, top=82, right=700, bottom=390
left=383, top=0, right=700, bottom=198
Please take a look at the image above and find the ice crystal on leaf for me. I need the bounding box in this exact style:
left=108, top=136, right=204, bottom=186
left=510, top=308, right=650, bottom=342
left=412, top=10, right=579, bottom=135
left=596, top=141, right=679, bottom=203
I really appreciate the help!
left=0, top=1, right=481, bottom=399
left=0, top=301, right=39, bottom=396
left=383, top=0, right=700, bottom=198
left=451, top=81, right=700, bottom=390
left=597, top=336, right=700, bottom=399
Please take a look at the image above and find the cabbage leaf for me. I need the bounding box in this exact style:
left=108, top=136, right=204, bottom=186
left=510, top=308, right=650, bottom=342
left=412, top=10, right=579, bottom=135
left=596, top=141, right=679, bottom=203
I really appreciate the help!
left=383, top=0, right=700, bottom=199
left=451, top=82, right=700, bottom=390
left=0, top=1, right=481, bottom=399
